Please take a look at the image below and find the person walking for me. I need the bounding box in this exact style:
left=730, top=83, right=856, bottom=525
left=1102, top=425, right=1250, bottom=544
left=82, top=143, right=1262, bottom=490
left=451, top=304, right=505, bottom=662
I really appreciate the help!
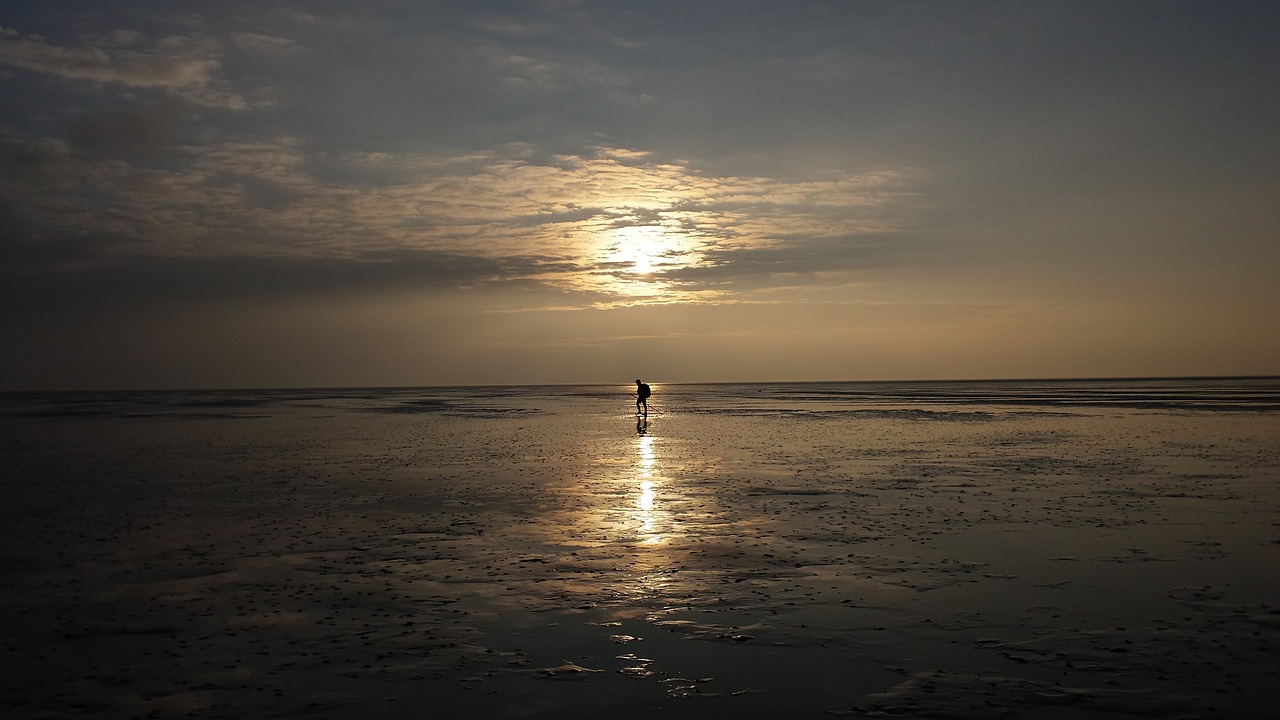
left=635, top=379, right=651, bottom=415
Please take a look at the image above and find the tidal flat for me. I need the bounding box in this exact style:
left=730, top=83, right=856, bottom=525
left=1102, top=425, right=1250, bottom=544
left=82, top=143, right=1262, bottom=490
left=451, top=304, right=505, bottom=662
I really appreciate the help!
left=2, top=380, right=1278, bottom=718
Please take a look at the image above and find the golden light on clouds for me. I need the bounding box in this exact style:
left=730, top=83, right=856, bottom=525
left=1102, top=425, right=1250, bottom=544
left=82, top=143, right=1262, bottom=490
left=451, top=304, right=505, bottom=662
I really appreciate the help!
left=7, top=136, right=923, bottom=306
left=593, top=222, right=702, bottom=299
left=613, top=225, right=660, bottom=274
left=434, top=150, right=922, bottom=303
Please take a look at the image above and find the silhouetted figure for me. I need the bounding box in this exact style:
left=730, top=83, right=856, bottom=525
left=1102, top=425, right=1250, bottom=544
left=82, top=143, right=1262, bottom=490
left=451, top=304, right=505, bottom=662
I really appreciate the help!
left=635, top=379, right=651, bottom=416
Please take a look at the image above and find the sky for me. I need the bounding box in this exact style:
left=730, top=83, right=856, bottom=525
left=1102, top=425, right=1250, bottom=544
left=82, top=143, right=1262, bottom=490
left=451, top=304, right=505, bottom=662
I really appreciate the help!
left=1, top=1, right=1277, bottom=389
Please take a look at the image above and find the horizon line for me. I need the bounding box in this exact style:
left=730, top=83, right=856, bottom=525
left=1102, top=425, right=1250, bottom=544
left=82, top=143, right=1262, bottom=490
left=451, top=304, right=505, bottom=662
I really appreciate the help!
left=3, top=374, right=1278, bottom=395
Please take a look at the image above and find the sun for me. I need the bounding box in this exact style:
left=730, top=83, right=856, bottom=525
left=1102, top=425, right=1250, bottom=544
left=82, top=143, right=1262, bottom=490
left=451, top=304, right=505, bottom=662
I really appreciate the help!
left=615, top=225, right=663, bottom=275
left=633, top=249, right=653, bottom=274
left=591, top=219, right=711, bottom=300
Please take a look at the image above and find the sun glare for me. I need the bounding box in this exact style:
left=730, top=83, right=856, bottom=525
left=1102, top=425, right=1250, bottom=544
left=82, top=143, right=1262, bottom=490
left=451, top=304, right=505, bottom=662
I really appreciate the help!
left=615, top=225, right=664, bottom=275
left=587, top=216, right=713, bottom=301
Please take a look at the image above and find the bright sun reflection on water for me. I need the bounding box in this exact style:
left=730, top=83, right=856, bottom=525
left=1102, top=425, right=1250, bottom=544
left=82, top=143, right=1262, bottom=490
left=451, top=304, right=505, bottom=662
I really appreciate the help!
left=634, top=433, right=663, bottom=544
left=572, top=416, right=683, bottom=604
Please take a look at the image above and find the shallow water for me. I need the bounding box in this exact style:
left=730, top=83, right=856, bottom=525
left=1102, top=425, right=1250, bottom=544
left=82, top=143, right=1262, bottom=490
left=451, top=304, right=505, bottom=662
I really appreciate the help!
left=2, top=379, right=1278, bottom=718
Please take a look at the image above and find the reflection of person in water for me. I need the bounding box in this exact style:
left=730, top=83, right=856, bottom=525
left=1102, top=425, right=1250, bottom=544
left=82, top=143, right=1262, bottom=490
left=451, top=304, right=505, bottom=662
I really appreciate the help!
left=636, top=414, right=648, bottom=434
left=635, top=379, right=651, bottom=415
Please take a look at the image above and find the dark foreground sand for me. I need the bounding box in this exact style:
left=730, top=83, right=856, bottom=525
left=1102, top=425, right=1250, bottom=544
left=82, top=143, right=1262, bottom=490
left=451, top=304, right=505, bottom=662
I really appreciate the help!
left=1, top=389, right=1278, bottom=718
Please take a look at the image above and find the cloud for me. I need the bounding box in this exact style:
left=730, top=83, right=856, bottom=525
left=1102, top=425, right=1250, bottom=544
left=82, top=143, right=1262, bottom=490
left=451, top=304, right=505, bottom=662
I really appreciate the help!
left=67, top=101, right=183, bottom=161
left=2, top=136, right=71, bottom=175
left=0, top=28, right=246, bottom=108
left=0, top=31, right=214, bottom=87
left=1, top=135, right=929, bottom=307
left=0, top=244, right=579, bottom=313
left=230, top=32, right=302, bottom=56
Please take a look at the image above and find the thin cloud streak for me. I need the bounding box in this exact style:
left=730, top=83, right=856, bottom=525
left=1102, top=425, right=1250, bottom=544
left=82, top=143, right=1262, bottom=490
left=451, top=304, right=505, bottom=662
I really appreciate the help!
left=0, top=26, right=247, bottom=108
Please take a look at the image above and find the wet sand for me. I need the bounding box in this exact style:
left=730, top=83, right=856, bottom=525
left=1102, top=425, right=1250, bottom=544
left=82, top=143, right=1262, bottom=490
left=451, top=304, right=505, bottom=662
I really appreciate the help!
left=1, top=385, right=1278, bottom=718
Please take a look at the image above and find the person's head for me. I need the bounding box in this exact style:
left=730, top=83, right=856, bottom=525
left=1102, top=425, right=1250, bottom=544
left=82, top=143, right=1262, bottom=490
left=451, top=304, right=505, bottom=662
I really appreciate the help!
left=635, top=379, right=641, bottom=384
